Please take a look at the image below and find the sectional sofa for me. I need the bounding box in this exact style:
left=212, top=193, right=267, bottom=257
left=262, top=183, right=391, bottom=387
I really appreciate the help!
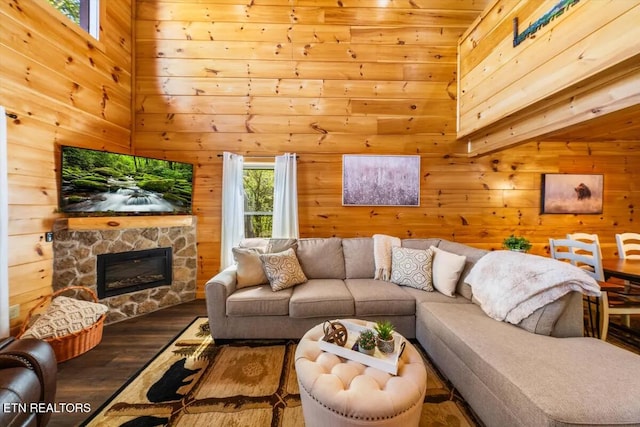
left=205, top=237, right=640, bottom=426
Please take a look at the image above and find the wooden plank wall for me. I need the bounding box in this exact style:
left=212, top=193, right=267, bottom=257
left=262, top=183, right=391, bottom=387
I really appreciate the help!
left=0, top=0, right=133, bottom=332
left=2, top=0, right=639, bottom=315
left=458, top=0, right=640, bottom=154
left=133, top=0, right=640, bottom=298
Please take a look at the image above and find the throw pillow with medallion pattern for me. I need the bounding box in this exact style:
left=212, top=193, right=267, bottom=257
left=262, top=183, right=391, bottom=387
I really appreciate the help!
left=391, top=246, right=434, bottom=291
left=260, top=248, right=308, bottom=291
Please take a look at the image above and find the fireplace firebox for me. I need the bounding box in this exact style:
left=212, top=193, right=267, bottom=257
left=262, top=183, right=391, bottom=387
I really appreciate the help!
left=97, top=248, right=172, bottom=298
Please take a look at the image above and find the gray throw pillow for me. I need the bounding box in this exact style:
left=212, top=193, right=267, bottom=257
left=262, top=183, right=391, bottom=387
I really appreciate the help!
left=390, top=246, right=434, bottom=291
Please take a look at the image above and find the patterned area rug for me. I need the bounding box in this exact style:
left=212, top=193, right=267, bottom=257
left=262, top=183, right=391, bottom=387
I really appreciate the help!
left=82, top=317, right=480, bottom=426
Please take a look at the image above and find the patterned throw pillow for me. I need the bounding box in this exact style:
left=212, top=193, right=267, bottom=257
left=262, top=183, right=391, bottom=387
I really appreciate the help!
left=260, top=248, right=308, bottom=292
left=21, top=295, right=108, bottom=339
left=391, top=246, right=434, bottom=291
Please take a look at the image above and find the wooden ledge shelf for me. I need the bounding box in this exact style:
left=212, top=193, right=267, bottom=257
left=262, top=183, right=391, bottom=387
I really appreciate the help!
left=54, top=215, right=196, bottom=231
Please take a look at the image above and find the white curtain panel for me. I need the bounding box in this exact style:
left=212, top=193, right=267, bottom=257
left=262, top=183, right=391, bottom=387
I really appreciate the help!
left=220, top=152, right=245, bottom=269
left=272, top=153, right=299, bottom=238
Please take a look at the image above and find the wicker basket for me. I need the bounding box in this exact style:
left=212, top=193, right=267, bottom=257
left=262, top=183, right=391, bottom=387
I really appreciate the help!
left=18, top=286, right=106, bottom=363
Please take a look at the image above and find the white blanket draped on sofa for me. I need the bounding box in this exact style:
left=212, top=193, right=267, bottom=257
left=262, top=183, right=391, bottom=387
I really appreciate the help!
left=467, top=250, right=601, bottom=325
left=373, top=234, right=401, bottom=281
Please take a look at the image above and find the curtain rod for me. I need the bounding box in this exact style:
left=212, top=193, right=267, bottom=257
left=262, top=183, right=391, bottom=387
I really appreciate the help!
left=216, top=153, right=299, bottom=159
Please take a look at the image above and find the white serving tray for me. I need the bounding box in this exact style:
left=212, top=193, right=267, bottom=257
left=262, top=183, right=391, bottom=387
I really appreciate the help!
left=317, top=320, right=406, bottom=375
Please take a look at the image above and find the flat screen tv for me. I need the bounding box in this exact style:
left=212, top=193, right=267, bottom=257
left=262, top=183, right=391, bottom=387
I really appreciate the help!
left=59, top=146, right=194, bottom=215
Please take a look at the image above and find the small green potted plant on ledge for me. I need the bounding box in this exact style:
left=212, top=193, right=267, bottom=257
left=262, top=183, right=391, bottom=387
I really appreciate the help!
left=502, top=234, right=532, bottom=253
left=357, top=329, right=377, bottom=355
left=374, top=320, right=396, bottom=354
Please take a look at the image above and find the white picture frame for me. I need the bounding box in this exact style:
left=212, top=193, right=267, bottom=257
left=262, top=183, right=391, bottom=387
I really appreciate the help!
left=342, top=155, right=420, bottom=206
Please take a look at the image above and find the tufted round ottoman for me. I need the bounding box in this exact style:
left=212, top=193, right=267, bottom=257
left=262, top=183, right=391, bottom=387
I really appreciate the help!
left=295, top=319, right=427, bottom=427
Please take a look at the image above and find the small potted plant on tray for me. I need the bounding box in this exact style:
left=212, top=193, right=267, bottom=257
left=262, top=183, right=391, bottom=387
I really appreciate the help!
left=357, top=329, right=377, bottom=355
left=374, top=320, right=396, bottom=354
left=502, top=234, right=532, bottom=253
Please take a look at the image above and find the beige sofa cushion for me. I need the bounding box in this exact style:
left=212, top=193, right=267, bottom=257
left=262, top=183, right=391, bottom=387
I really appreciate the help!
left=343, top=238, right=375, bottom=279
left=226, top=285, right=293, bottom=316
left=516, top=293, right=572, bottom=336
left=345, top=279, right=415, bottom=316
left=267, top=238, right=298, bottom=253
left=296, top=238, right=346, bottom=279
left=401, top=238, right=441, bottom=250
left=239, top=238, right=269, bottom=249
left=289, top=279, right=354, bottom=318
left=402, top=286, right=472, bottom=305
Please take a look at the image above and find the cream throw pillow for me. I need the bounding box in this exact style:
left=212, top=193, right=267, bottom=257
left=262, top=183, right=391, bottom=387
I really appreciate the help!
left=21, top=295, right=108, bottom=339
left=390, top=246, right=434, bottom=291
left=431, top=246, right=466, bottom=297
left=233, top=247, right=268, bottom=288
left=260, top=248, right=307, bottom=291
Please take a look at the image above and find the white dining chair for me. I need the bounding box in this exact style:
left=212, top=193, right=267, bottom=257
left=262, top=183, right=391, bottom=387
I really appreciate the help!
left=616, top=233, right=640, bottom=260
left=550, top=238, right=604, bottom=281
left=566, top=233, right=602, bottom=263
left=549, top=238, right=612, bottom=340
left=614, top=233, right=640, bottom=327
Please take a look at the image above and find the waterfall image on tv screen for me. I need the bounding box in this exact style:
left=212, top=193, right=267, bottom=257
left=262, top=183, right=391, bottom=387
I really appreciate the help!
left=60, top=146, right=194, bottom=215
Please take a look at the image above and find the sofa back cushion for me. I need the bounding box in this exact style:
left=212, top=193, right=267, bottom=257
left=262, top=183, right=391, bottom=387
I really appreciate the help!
left=343, top=238, right=375, bottom=279
left=515, top=293, right=572, bottom=336
left=239, top=238, right=269, bottom=249
left=296, top=238, right=346, bottom=279
left=436, top=240, right=489, bottom=300
left=402, top=238, right=441, bottom=250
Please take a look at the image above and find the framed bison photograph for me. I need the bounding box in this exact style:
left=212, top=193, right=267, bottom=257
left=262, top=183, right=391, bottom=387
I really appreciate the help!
left=342, top=155, right=420, bottom=206
left=541, top=174, right=604, bottom=214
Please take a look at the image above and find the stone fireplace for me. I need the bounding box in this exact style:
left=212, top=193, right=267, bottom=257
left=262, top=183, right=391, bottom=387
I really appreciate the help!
left=52, top=217, right=197, bottom=324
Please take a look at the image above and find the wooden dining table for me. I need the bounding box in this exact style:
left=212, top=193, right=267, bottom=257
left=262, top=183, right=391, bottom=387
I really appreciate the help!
left=601, top=258, right=640, bottom=283
left=584, top=258, right=640, bottom=340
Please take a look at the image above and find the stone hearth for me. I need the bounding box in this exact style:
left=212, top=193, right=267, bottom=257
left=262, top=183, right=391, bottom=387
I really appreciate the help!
left=52, top=219, right=197, bottom=324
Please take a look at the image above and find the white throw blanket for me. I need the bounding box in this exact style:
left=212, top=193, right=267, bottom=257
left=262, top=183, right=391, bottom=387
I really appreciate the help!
left=373, top=234, right=401, bottom=281
left=467, top=250, right=601, bottom=325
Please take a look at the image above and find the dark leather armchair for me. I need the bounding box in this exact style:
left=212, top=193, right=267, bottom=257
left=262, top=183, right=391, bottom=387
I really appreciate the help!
left=0, top=337, right=57, bottom=427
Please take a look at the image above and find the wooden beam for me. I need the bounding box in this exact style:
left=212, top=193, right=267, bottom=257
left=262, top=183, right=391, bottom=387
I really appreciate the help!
left=54, top=216, right=195, bottom=231
left=464, top=59, right=640, bottom=156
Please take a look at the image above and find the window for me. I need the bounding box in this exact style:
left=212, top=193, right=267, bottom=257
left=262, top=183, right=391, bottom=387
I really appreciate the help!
left=47, top=0, right=100, bottom=40
left=243, top=164, right=274, bottom=238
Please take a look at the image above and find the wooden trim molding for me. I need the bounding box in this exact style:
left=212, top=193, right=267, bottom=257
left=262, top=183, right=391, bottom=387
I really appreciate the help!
left=54, top=216, right=196, bottom=231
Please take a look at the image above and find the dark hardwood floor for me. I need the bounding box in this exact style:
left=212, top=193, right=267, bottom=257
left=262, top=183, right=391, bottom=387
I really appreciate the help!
left=49, top=299, right=208, bottom=427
